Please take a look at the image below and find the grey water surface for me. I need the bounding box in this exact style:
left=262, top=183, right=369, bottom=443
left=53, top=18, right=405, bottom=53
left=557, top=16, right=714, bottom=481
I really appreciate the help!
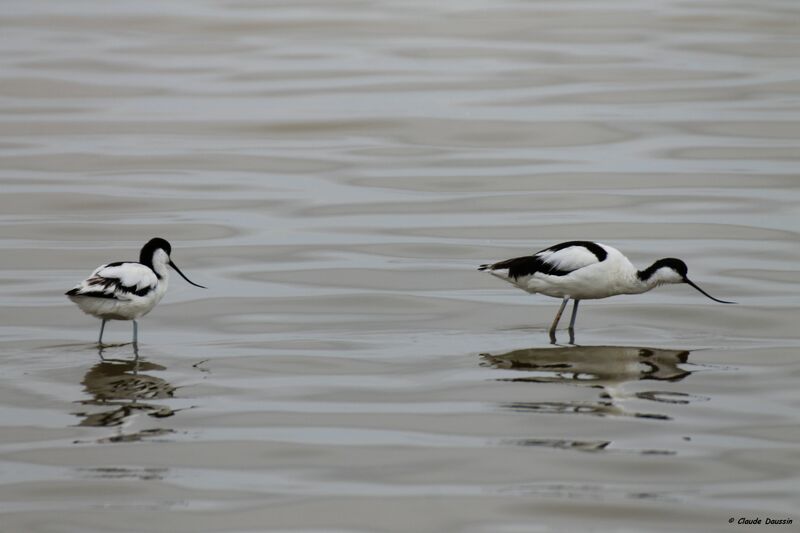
left=1, top=1, right=799, bottom=532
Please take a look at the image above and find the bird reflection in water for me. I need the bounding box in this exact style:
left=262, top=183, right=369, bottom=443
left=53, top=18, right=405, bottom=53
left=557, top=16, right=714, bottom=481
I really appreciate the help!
left=73, top=346, right=178, bottom=441
left=481, top=344, right=699, bottom=452
left=483, top=345, right=691, bottom=383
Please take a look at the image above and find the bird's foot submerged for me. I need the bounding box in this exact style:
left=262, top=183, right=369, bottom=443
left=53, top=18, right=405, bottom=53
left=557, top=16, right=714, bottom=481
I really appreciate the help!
left=549, top=327, right=576, bottom=346
left=97, top=342, right=139, bottom=361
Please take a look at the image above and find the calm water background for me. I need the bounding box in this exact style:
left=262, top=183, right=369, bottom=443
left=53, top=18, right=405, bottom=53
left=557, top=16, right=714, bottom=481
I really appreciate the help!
left=1, top=1, right=799, bottom=531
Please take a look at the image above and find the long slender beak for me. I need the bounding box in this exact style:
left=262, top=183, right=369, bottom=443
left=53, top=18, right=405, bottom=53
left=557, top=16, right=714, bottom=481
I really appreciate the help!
left=168, top=260, right=207, bottom=288
left=684, top=278, right=734, bottom=304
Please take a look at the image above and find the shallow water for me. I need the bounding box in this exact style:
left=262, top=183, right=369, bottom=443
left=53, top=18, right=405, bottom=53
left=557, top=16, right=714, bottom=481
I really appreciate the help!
left=1, top=0, right=799, bottom=531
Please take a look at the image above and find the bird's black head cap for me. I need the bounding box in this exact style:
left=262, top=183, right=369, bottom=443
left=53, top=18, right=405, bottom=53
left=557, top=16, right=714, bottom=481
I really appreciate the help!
left=638, top=257, right=688, bottom=281
left=140, top=237, right=172, bottom=265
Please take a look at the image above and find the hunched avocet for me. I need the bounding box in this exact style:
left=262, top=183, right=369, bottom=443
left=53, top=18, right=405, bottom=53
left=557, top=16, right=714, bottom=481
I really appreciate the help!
left=67, top=238, right=206, bottom=346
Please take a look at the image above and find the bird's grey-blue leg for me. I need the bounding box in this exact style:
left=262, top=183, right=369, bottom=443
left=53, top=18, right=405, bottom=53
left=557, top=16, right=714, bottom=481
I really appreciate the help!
left=549, top=297, right=570, bottom=344
left=568, top=299, right=580, bottom=330
left=98, top=319, right=107, bottom=345
left=567, top=300, right=580, bottom=344
left=549, top=297, right=570, bottom=335
left=132, top=320, right=138, bottom=345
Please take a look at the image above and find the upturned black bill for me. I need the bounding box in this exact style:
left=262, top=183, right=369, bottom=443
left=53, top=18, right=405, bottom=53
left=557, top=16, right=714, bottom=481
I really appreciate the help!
left=685, top=278, right=734, bottom=304
left=169, top=260, right=207, bottom=288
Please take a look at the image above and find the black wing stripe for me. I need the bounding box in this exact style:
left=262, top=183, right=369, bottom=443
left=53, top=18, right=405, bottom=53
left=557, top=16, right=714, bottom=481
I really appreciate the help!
left=488, top=255, right=573, bottom=279
left=536, top=241, right=607, bottom=261
left=67, top=290, right=119, bottom=300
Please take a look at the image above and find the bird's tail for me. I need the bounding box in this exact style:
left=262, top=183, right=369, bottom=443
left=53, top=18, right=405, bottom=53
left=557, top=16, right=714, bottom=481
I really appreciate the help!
left=478, top=263, right=493, bottom=271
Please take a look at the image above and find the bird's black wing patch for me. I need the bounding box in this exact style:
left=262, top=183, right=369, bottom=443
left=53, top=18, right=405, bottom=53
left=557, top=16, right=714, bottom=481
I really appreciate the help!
left=537, top=241, right=607, bottom=262
left=479, top=255, right=573, bottom=279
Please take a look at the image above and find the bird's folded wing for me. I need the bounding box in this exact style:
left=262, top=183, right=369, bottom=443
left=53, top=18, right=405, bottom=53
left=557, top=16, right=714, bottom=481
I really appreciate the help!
left=67, top=262, right=157, bottom=299
left=533, top=245, right=601, bottom=273
left=484, top=243, right=603, bottom=279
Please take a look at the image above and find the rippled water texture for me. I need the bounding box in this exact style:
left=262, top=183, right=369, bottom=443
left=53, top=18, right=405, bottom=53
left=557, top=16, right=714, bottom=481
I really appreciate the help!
left=1, top=1, right=799, bottom=531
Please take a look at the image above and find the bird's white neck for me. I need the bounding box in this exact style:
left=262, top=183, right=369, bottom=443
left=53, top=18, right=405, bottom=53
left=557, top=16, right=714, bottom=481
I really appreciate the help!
left=149, top=249, right=171, bottom=281
left=615, top=271, right=654, bottom=295
left=606, top=257, right=679, bottom=296
left=626, top=274, right=663, bottom=294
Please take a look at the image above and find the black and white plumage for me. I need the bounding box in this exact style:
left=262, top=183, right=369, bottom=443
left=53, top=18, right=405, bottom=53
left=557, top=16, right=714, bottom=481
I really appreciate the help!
left=67, top=238, right=206, bottom=346
left=479, top=241, right=734, bottom=340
